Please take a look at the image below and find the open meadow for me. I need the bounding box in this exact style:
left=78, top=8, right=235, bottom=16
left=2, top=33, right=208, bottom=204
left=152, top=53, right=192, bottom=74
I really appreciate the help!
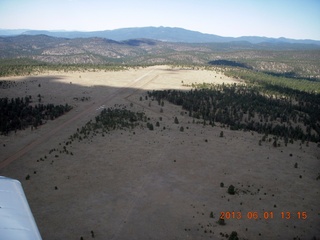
left=0, top=66, right=319, bottom=240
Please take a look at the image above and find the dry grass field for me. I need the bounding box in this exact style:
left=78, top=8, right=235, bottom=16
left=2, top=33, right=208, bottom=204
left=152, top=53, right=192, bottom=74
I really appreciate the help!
left=0, top=66, right=319, bottom=240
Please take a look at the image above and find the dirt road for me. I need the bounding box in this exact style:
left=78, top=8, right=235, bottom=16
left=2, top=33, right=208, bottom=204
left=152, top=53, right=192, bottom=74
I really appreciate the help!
left=0, top=67, right=157, bottom=170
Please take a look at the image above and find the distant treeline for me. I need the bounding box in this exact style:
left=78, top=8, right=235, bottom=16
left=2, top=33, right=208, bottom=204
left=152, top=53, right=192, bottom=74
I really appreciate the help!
left=0, top=58, right=141, bottom=77
left=224, top=68, right=320, bottom=93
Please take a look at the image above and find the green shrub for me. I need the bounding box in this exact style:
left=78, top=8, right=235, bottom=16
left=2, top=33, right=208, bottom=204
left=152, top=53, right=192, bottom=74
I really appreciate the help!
left=229, top=231, right=239, bottom=240
left=217, top=218, right=225, bottom=225
left=174, top=117, right=179, bottom=124
left=227, top=185, right=235, bottom=195
left=147, top=122, right=154, bottom=130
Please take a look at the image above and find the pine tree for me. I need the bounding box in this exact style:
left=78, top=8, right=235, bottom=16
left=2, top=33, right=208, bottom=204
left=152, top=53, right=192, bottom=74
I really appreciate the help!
left=174, top=117, right=179, bottom=124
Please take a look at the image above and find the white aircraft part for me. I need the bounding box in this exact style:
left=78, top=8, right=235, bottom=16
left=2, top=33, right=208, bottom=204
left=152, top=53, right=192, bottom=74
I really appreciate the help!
left=0, top=176, right=42, bottom=240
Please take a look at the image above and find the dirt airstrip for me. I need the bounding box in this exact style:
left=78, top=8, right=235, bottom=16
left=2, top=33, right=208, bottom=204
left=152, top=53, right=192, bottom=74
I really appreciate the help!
left=0, top=66, right=319, bottom=240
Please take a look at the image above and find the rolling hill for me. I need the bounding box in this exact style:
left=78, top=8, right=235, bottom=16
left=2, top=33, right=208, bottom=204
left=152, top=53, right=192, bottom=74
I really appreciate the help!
left=0, top=32, right=320, bottom=80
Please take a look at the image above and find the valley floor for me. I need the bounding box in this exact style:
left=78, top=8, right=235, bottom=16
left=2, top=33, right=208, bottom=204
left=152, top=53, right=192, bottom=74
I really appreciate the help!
left=0, top=66, right=319, bottom=239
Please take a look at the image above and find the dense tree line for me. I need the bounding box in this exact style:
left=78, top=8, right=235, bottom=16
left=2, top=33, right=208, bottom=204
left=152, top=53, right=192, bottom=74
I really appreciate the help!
left=0, top=80, right=19, bottom=89
left=94, top=107, right=145, bottom=131
left=148, top=84, right=320, bottom=143
left=69, top=107, right=145, bottom=142
left=0, top=96, right=72, bottom=135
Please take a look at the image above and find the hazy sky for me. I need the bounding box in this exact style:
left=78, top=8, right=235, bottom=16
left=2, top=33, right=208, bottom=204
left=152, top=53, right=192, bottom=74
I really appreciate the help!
left=0, top=0, right=319, bottom=40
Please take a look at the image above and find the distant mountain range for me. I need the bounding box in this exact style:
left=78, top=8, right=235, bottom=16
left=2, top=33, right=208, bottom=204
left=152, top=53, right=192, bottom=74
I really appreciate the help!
left=1, top=30, right=320, bottom=80
left=1, top=27, right=320, bottom=45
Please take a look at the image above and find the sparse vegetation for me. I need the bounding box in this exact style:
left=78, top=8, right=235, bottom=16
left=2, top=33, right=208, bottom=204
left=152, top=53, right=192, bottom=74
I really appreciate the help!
left=1, top=61, right=319, bottom=240
left=0, top=59, right=130, bottom=77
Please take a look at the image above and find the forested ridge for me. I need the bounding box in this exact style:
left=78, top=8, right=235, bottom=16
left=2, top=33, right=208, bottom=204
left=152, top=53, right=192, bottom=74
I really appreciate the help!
left=148, top=83, right=320, bottom=143
left=224, top=68, right=320, bottom=93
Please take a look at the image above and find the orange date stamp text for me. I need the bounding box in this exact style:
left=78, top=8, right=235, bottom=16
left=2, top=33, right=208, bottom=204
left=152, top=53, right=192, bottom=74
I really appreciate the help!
left=219, top=211, right=307, bottom=220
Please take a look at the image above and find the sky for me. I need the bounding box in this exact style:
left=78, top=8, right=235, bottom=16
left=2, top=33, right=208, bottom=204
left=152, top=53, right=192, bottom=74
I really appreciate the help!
left=0, top=0, right=319, bottom=40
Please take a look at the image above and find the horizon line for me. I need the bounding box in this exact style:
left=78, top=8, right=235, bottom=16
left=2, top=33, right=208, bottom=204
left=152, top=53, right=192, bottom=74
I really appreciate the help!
left=0, top=26, right=319, bottom=41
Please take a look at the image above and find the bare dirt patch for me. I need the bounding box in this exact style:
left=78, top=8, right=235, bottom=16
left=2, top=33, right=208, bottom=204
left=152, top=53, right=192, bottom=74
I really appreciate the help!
left=0, top=66, right=319, bottom=240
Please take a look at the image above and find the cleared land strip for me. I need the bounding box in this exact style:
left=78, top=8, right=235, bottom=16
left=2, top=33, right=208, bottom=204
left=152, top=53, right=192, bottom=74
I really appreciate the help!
left=124, top=75, right=172, bottom=119
left=0, top=68, right=156, bottom=170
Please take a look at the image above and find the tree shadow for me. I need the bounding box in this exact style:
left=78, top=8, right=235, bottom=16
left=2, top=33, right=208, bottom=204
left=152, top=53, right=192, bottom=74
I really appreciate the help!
left=263, top=71, right=320, bottom=82
left=208, top=59, right=252, bottom=69
left=122, top=39, right=157, bottom=46
left=0, top=71, right=180, bottom=137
